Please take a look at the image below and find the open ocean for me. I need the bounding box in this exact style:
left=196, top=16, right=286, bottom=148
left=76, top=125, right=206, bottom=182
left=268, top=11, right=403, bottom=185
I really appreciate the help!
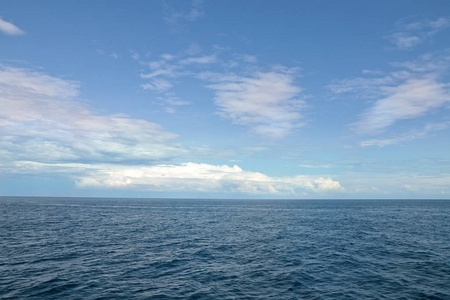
left=0, top=197, right=449, bottom=299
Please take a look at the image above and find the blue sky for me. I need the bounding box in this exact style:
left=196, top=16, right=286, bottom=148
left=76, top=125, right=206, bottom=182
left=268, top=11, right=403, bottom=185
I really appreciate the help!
left=1, top=0, right=450, bottom=198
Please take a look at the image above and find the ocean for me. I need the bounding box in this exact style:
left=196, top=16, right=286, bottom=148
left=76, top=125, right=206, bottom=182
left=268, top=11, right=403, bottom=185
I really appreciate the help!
left=0, top=197, right=449, bottom=299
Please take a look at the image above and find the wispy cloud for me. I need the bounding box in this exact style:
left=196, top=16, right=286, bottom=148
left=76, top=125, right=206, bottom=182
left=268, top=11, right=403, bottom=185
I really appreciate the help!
left=137, top=47, right=252, bottom=113
left=140, top=78, right=173, bottom=92
left=330, top=54, right=450, bottom=137
left=388, top=17, right=449, bottom=50
left=140, top=65, right=180, bottom=79
left=163, top=0, right=205, bottom=31
left=0, top=65, right=183, bottom=166
left=136, top=47, right=305, bottom=138
left=207, top=71, right=306, bottom=139
left=180, top=54, right=217, bottom=65
left=335, top=172, right=450, bottom=197
left=354, top=75, right=450, bottom=135
left=360, top=122, right=450, bottom=147
left=185, top=0, right=204, bottom=21
left=156, top=94, right=191, bottom=114
left=0, top=17, right=24, bottom=35
left=96, top=49, right=120, bottom=59
left=299, top=164, right=334, bottom=169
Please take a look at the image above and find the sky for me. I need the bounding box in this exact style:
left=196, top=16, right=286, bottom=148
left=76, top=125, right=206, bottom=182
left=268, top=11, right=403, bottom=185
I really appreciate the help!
left=1, top=0, right=450, bottom=199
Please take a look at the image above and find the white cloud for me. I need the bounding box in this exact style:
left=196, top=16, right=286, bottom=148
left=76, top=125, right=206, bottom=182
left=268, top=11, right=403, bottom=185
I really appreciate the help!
left=390, top=54, right=450, bottom=73
left=313, top=177, right=343, bottom=191
left=207, top=71, right=306, bottom=138
left=402, top=184, right=419, bottom=191
left=141, top=78, right=173, bottom=92
left=131, top=51, right=140, bottom=60
left=360, top=122, right=450, bottom=147
left=161, top=53, right=175, bottom=61
left=0, top=17, right=25, bottom=35
left=163, top=0, right=204, bottom=31
left=237, top=54, right=258, bottom=64
left=389, top=17, right=449, bottom=50
left=140, top=65, right=179, bottom=79
left=72, top=162, right=342, bottom=194
left=140, top=54, right=217, bottom=81
left=137, top=51, right=219, bottom=113
left=7, top=161, right=344, bottom=195
left=335, top=173, right=450, bottom=197
left=328, top=75, right=396, bottom=97
left=299, top=164, right=333, bottom=169
left=136, top=50, right=304, bottom=138
left=330, top=53, right=450, bottom=138
left=390, top=34, right=421, bottom=50
left=0, top=65, right=183, bottom=166
left=354, top=76, right=450, bottom=135
left=180, top=55, right=217, bottom=65
left=155, top=94, right=191, bottom=113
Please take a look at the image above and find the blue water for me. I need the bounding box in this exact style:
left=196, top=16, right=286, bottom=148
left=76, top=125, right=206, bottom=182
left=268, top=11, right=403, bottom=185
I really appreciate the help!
left=1, top=197, right=449, bottom=299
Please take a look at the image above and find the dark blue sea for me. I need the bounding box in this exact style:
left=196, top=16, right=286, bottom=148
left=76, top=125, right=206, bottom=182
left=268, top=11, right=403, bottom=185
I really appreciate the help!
left=1, top=197, right=449, bottom=299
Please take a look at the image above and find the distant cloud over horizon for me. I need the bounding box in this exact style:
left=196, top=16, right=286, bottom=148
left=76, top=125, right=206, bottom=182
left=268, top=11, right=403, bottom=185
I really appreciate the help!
left=75, top=162, right=343, bottom=195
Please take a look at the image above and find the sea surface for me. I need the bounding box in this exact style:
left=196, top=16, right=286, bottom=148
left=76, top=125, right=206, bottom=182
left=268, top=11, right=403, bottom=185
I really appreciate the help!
left=0, top=197, right=449, bottom=299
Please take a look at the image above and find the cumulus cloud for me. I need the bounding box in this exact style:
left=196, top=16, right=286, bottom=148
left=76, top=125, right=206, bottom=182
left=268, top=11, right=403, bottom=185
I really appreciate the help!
left=207, top=71, right=306, bottom=138
left=8, top=161, right=344, bottom=195
left=0, top=17, right=25, bottom=35
left=0, top=65, right=183, bottom=166
left=69, top=162, right=343, bottom=194
left=388, top=17, right=449, bottom=50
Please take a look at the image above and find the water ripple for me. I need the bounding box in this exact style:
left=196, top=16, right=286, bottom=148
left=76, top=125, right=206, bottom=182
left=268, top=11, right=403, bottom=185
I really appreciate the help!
left=1, top=198, right=449, bottom=299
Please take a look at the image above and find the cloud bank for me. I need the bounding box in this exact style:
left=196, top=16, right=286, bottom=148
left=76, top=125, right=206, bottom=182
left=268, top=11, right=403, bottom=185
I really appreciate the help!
left=14, top=161, right=343, bottom=195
